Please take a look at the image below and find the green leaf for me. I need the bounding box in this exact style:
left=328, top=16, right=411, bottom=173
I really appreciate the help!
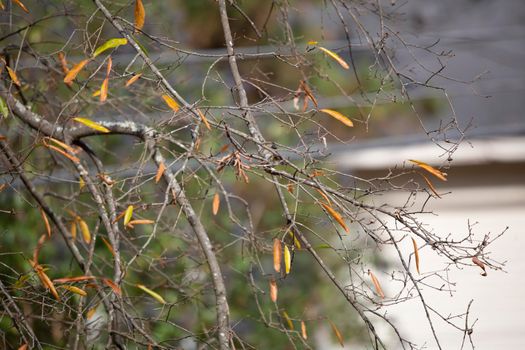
left=93, top=38, right=128, bottom=58
left=0, top=97, right=8, bottom=118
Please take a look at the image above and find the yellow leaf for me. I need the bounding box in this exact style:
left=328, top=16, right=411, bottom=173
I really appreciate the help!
left=124, top=205, right=133, bottom=226
left=137, top=284, right=166, bottom=304
left=288, top=230, right=302, bottom=250
left=320, top=203, right=349, bottom=233
left=162, top=94, right=180, bottom=112
left=212, top=192, right=220, bottom=215
left=73, top=117, right=110, bottom=133
left=100, top=78, right=108, bottom=102
left=125, top=73, right=142, bottom=87
left=307, top=40, right=319, bottom=46
left=412, top=237, right=420, bottom=274
left=13, top=0, right=28, bottom=13
left=64, top=59, right=89, bottom=83
left=282, top=311, right=294, bottom=330
left=197, top=109, right=212, bottom=130
left=78, top=219, right=91, bottom=244
left=92, top=89, right=101, bottom=97
left=318, top=46, right=350, bottom=69
left=79, top=177, right=85, bottom=190
left=320, top=109, right=353, bottom=127
left=70, top=220, right=77, bottom=240
left=329, top=320, right=344, bottom=347
left=60, top=285, right=87, bottom=296
left=409, top=159, right=447, bottom=181
left=86, top=304, right=99, bottom=320
left=284, top=245, right=291, bottom=275
left=134, top=0, right=145, bottom=31
left=93, top=38, right=128, bottom=58
left=155, top=162, right=166, bottom=183
left=269, top=278, right=278, bottom=302
left=273, top=238, right=281, bottom=273
left=368, top=270, right=385, bottom=299
left=40, top=208, right=51, bottom=237
left=6, top=66, right=21, bottom=86
left=301, top=320, right=308, bottom=340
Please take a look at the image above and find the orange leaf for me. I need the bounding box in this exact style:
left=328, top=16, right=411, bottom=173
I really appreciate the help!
left=33, top=234, right=46, bottom=263
left=409, top=159, right=447, bottom=181
left=316, top=188, right=331, bottom=204
left=101, top=236, right=115, bottom=257
left=126, top=219, right=154, bottom=228
left=472, top=256, right=487, bottom=276
left=6, top=66, right=21, bottom=86
left=420, top=173, right=442, bottom=198
left=43, top=137, right=78, bottom=154
left=162, top=94, right=180, bottom=112
left=318, top=46, right=350, bottom=69
left=100, top=78, right=109, bottom=102
left=103, top=278, right=121, bottom=296
left=320, top=109, right=353, bottom=127
left=329, top=320, right=344, bottom=347
left=301, top=320, right=308, bottom=340
left=57, top=52, right=69, bottom=74
left=40, top=208, right=51, bottom=237
left=64, top=59, right=89, bottom=84
left=212, top=192, right=220, bottom=215
left=125, top=73, right=142, bottom=87
left=45, top=144, right=80, bottom=163
left=86, top=304, right=99, bottom=319
left=273, top=238, right=282, bottom=273
left=30, top=260, right=60, bottom=301
left=13, top=0, right=29, bottom=13
left=269, top=279, right=278, bottom=302
left=368, top=270, right=385, bottom=299
left=412, top=238, right=421, bottom=274
left=18, top=344, right=28, bottom=350
left=321, top=203, right=349, bottom=233
left=155, top=162, right=166, bottom=183
left=134, top=0, right=145, bottom=31
left=53, top=275, right=96, bottom=284
left=197, top=109, right=212, bottom=130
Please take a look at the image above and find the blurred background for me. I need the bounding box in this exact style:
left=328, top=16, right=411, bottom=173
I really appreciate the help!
left=1, top=0, right=524, bottom=349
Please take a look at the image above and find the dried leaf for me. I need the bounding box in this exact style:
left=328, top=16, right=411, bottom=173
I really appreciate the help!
left=409, top=159, right=447, bottom=181
left=101, top=236, right=115, bottom=257
left=134, top=0, right=145, bottom=31
left=273, top=238, right=282, bottom=273
left=287, top=183, right=294, bottom=193
left=329, top=320, right=345, bottom=347
left=421, top=173, right=442, bottom=198
left=137, top=284, right=166, bottom=304
left=472, top=256, right=487, bottom=276
left=282, top=311, right=294, bottom=330
left=212, top=192, right=220, bottom=215
left=60, top=285, right=87, bottom=296
left=78, top=219, right=91, bottom=244
left=45, top=144, right=80, bottom=163
left=154, top=162, right=166, bottom=183
left=321, top=203, right=349, bottom=233
left=103, top=278, right=121, bottom=296
left=124, top=205, right=133, bottom=226
left=73, top=117, right=110, bottom=133
left=318, top=46, right=350, bottom=69
left=13, top=0, right=28, bottom=13
left=301, top=80, right=318, bottom=108
left=162, top=94, right=180, bottom=112
left=284, top=245, right=291, bottom=274
left=93, top=38, right=128, bottom=58
left=301, top=320, right=308, bottom=340
left=412, top=238, right=421, bottom=274
left=125, top=73, right=142, bottom=87
left=40, top=208, right=51, bottom=237
left=30, top=260, right=60, bottom=301
left=197, top=109, right=212, bottom=130
left=320, top=109, right=353, bottom=127
left=64, top=59, right=89, bottom=83
left=6, top=66, right=21, bottom=86
left=100, top=78, right=109, bottom=102
left=269, top=279, right=278, bottom=302
left=53, top=275, right=96, bottom=284
left=368, top=270, right=385, bottom=299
